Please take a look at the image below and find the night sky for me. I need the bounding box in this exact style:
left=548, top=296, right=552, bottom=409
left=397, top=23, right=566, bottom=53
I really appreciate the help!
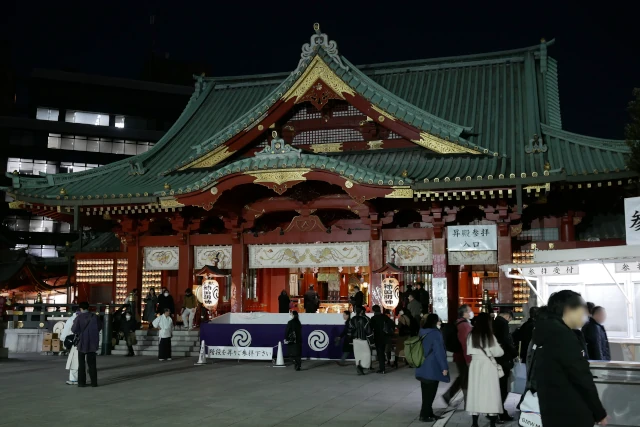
left=2, top=1, right=639, bottom=139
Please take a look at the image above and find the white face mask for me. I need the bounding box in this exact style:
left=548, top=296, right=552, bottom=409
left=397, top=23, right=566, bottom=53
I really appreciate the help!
left=582, top=314, right=589, bottom=326
left=468, top=311, right=474, bottom=320
left=125, top=315, right=131, bottom=320
left=437, top=324, right=441, bottom=329
left=289, top=314, right=294, bottom=320
left=164, top=292, right=169, bottom=297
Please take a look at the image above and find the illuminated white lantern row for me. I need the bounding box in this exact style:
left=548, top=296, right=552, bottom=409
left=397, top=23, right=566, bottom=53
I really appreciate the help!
left=202, top=279, right=220, bottom=310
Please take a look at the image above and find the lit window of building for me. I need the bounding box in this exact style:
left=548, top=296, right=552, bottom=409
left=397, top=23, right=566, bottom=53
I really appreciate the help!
left=47, top=133, right=153, bottom=155
left=115, top=115, right=125, bottom=128
left=36, top=108, right=59, bottom=121
left=65, top=110, right=109, bottom=126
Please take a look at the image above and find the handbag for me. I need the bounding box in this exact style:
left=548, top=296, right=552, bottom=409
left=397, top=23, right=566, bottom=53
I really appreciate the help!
left=519, top=344, right=542, bottom=427
left=70, top=313, right=93, bottom=349
left=480, top=346, right=505, bottom=378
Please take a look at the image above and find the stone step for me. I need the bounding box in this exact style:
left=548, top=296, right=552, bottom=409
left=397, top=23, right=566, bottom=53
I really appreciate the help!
left=131, top=334, right=200, bottom=342
left=135, top=329, right=200, bottom=337
left=114, top=344, right=200, bottom=352
left=111, top=349, right=197, bottom=357
left=118, top=339, right=199, bottom=347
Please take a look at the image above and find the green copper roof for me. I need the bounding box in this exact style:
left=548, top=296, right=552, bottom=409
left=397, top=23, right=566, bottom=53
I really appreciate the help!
left=3, top=31, right=632, bottom=204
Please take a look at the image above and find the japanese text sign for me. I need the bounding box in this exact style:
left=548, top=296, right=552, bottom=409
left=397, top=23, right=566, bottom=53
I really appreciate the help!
left=432, top=278, right=448, bottom=322
left=615, top=262, right=640, bottom=273
left=207, top=346, right=273, bottom=360
left=448, top=225, right=497, bottom=251
left=521, top=265, right=580, bottom=276
left=625, top=197, right=640, bottom=245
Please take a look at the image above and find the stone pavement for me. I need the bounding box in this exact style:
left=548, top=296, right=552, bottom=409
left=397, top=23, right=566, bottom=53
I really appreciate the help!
left=0, top=354, right=519, bottom=427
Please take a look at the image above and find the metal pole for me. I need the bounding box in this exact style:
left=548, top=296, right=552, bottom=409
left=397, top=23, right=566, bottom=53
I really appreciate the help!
left=101, top=305, right=112, bottom=355
left=515, top=268, right=546, bottom=304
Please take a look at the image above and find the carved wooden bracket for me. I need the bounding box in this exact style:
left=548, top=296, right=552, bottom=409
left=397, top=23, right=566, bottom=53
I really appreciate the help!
left=170, top=214, right=201, bottom=243
left=285, top=214, right=327, bottom=232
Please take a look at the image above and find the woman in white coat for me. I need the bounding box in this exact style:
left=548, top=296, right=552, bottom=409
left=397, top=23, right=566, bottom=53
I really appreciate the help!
left=61, top=309, right=79, bottom=385
left=466, top=312, right=503, bottom=427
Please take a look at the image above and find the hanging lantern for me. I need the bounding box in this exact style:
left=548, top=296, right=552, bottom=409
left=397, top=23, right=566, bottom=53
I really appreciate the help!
left=201, top=279, right=220, bottom=310
left=380, top=277, right=400, bottom=310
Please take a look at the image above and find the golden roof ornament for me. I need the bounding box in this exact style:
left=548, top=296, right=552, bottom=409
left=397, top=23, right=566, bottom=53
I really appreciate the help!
left=164, top=183, right=171, bottom=190
left=544, top=161, right=551, bottom=171
left=60, top=188, right=67, bottom=195
left=12, top=170, right=18, bottom=175
left=401, top=170, right=408, bottom=178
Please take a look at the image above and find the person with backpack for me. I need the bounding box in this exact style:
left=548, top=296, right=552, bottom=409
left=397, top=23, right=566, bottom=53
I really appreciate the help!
left=415, top=313, right=450, bottom=422
left=370, top=305, right=395, bottom=374
left=284, top=310, right=302, bottom=371
left=441, top=304, right=473, bottom=404
left=348, top=306, right=373, bottom=375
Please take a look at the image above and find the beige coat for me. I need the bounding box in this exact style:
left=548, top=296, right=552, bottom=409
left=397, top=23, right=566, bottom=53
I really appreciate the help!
left=465, top=334, right=504, bottom=414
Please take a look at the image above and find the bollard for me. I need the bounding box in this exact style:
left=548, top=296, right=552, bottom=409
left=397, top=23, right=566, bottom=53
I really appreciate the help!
left=101, top=305, right=112, bottom=355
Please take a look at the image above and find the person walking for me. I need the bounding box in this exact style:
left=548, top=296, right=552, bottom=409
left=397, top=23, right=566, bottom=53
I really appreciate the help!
left=583, top=306, right=611, bottom=361
left=348, top=305, right=373, bottom=375
left=493, top=310, right=517, bottom=422
left=535, top=290, right=607, bottom=427
left=465, top=312, right=503, bottom=427
left=143, top=288, right=158, bottom=324
left=120, top=310, right=138, bottom=356
left=415, top=313, right=450, bottom=422
left=442, top=304, right=473, bottom=404
left=335, top=310, right=352, bottom=366
left=61, top=307, right=79, bottom=385
left=278, top=290, right=290, bottom=314
left=370, top=305, right=395, bottom=373
left=152, top=308, right=174, bottom=361
left=284, top=310, right=302, bottom=371
left=157, top=288, right=175, bottom=315
left=71, top=301, right=101, bottom=388
left=513, top=306, right=539, bottom=361
left=303, top=285, right=320, bottom=313
left=181, top=288, right=197, bottom=330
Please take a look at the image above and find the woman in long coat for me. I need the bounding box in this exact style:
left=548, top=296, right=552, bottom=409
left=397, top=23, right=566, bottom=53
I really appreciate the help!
left=143, top=288, right=158, bottom=324
left=465, top=312, right=503, bottom=427
left=415, top=314, right=449, bottom=422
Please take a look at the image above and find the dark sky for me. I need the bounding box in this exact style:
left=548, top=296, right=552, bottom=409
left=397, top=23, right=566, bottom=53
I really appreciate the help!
left=2, top=1, right=639, bottom=139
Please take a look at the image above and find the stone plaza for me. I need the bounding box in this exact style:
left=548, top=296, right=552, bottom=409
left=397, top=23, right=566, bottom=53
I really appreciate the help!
left=0, top=354, right=519, bottom=427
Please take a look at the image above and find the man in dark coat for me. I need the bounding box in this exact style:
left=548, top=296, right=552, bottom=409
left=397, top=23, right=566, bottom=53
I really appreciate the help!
left=415, top=282, right=429, bottom=312
left=303, top=285, right=319, bottom=313
left=535, top=290, right=607, bottom=427
left=513, top=306, right=539, bottom=361
left=369, top=305, right=395, bottom=374
left=493, top=310, right=518, bottom=422
left=350, top=285, right=364, bottom=311
left=582, top=306, right=611, bottom=361
left=156, top=288, right=175, bottom=315
left=278, top=290, right=291, bottom=313
left=71, top=301, right=102, bottom=388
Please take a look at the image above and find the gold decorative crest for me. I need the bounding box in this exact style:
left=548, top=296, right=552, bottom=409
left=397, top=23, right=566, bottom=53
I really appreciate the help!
left=245, top=168, right=311, bottom=185
left=371, top=105, right=395, bottom=122
left=367, top=140, right=383, bottom=150
left=179, top=145, right=235, bottom=170
left=310, top=143, right=343, bottom=153
left=8, top=200, right=24, bottom=209
left=385, top=187, right=414, bottom=198
left=282, top=56, right=355, bottom=103
left=159, top=197, right=185, bottom=208
left=412, top=131, right=479, bottom=155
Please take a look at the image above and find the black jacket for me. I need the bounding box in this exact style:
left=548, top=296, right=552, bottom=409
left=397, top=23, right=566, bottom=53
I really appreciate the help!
left=534, top=315, right=606, bottom=427
left=303, top=289, right=319, bottom=313
left=278, top=293, right=290, bottom=313
left=351, top=291, right=364, bottom=308
left=574, top=329, right=590, bottom=359
left=284, top=319, right=302, bottom=348
left=493, top=315, right=517, bottom=369
left=348, top=315, right=373, bottom=341
left=339, top=318, right=353, bottom=352
left=582, top=318, right=611, bottom=361
left=369, top=313, right=395, bottom=344
left=512, top=317, right=535, bottom=360
left=156, top=294, right=175, bottom=314
left=419, top=288, right=429, bottom=309
left=120, top=317, right=138, bottom=334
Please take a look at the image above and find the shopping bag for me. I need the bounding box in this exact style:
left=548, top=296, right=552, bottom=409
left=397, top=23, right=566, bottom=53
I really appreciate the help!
left=519, top=390, right=542, bottom=427
left=511, top=361, right=527, bottom=395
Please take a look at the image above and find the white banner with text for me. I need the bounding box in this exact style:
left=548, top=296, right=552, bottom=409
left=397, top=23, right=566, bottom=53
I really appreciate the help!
left=447, top=225, right=497, bottom=251
left=207, top=346, right=274, bottom=360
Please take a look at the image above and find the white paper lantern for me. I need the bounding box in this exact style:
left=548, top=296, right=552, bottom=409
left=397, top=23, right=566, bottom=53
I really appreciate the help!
left=381, top=277, right=400, bottom=310
left=202, top=279, right=219, bottom=310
